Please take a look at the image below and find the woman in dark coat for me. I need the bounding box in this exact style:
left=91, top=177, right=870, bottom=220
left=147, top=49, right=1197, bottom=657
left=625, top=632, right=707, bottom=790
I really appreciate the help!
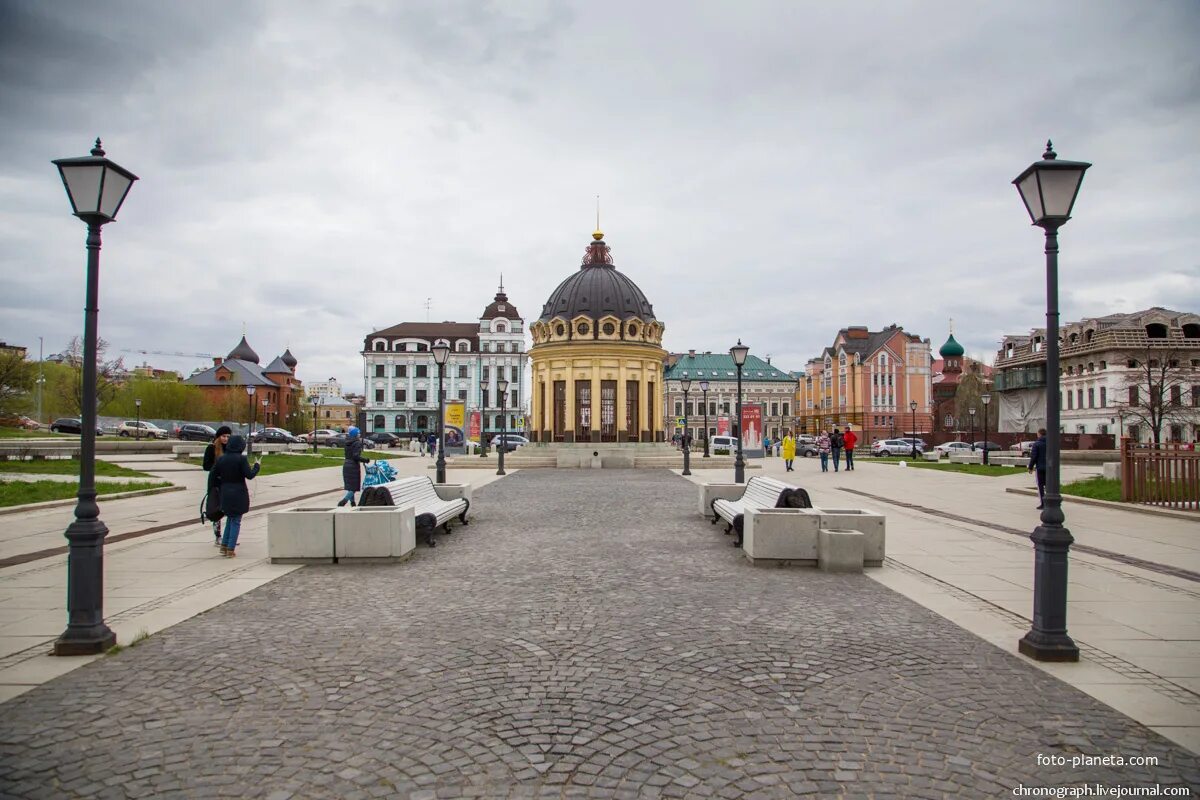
left=213, top=434, right=261, bottom=557
left=202, top=426, right=232, bottom=546
left=339, top=426, right=370, bottom=507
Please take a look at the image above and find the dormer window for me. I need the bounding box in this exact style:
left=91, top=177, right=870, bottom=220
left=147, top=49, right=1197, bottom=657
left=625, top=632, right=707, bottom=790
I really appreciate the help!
left=497, top=304, right=505, bottom=312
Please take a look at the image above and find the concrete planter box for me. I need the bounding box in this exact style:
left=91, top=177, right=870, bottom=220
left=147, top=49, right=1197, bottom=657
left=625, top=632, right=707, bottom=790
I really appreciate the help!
left=335, top=506, right=415, bottom=562
left=742, top=508, right=820, bottom=566
left=812, top=508, right=885, bottom=567
left=268, top=507, right=336, bottom=564
left=921, top=452, right=941, bottom=462
left=819, top=529, right=864, bottom=573
left=1102, top=462, right=1121, bottom=480
left=698, top=483, right=747, bottom=517
left=433, top=483, right=472, bottom=505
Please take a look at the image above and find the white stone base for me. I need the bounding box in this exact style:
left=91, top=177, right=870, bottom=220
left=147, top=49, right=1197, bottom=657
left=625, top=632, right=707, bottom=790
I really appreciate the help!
left=433, top=483, right=472, bottom=505
left=334, top=506, right=415, bottom=562
left=742, top=508, right=820, bottom=566
left=818, top=529, right=864, bottom=573
left=921, top=452, right=941, bottom=462
left=698, top=483, right=748, bottom=517
left=812, top=508, right=885, bottom=567
left=1102, top=462, right=1121, bottom=480
left=268, top=507, right=335, bottom=563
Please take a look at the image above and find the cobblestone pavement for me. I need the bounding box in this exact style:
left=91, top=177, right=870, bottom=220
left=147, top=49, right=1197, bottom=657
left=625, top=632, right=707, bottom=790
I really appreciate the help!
left=1, top=469, right=1196, bottom=799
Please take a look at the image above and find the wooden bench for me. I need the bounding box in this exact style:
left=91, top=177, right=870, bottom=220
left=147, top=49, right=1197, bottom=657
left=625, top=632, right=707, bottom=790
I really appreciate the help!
left=711, top=476, right=811, bottom=547
left=360, top=476, right=470, bottom=546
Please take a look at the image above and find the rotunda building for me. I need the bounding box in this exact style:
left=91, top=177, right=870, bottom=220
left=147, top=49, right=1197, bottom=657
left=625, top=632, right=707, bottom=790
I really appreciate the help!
left=528, top=230, right=666, bottom=443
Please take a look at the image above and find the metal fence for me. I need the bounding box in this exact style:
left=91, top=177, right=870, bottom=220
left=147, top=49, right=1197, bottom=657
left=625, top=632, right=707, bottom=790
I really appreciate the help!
left=1119, top=438, right=1200, bottom=511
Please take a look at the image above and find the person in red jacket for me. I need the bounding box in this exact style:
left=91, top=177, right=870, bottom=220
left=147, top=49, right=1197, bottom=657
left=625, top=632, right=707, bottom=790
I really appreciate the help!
left=843, top=425, right=858, bottom=471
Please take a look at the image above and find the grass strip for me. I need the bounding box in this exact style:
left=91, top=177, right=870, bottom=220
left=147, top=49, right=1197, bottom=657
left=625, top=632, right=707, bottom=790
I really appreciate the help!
left=0, top=479, right=173, bottom=508
left=184, top=454, right=344, bottom=476
left=0, top=427, right=74, bottom=439
left=1059, top=476, right=1122, bottom=503
left=0, top=458, right=151, bottom=478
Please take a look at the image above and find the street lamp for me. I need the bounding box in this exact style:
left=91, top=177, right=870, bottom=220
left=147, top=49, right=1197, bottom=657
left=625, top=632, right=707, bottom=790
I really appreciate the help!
left=680, top=377, right=692, bottom=476
left=432, top=342, right=450, bottom=484
left=1013, top=140, right=1089, bottom=662
left=909, top=400, right=918, bottom=458
left=969, top=406, right=977, bottom=449
left=700, top=379, right=710, bottom=458
left=496, top=376, right=509, bottom=476
left=981, top=393, right=992, bottom=466
left=134, top=398, right=142, bottom=441
left=262, top=398, right=269, bottom=434
left=245, top=385, right=256, bottom=454
left=311, top=395, right=319, bottom=453
left=50, top=138, right=137, bottom=656
left=730, top=340, right=749, bottom=484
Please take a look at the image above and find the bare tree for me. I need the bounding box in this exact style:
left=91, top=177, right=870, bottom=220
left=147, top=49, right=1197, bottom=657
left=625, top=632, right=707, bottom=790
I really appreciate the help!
left=0, top=349, right=34, bottom=418
left=55, top=337, right=126, bottom=416
left=1115, top=346, right=1200, bottom=444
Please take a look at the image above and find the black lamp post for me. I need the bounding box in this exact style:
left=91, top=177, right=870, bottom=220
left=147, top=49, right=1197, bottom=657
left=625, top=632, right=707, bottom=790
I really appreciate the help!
left=1013, top=140, right=1089, bottom=662
left=245, top=385, right=256, bottom=455
left=730, top=340, right=749, bottom=483
left=981, top=393, right=992, bottom=465
left=51, top=138, right=137, bottom=656
left=909, top=400, right=918, bottom=458
left=311, top=396, right=319, bottom=453
left=432, top=343, right=450, bottom=484
left=700, top=379, right=710, bottom=458
left=134, top=398, right=142, bottom=441
left=496, top=376, right=509, bottom=476
left=680, top=377, right=692, bottom=476
left=969, top=406, right=977, bottom=450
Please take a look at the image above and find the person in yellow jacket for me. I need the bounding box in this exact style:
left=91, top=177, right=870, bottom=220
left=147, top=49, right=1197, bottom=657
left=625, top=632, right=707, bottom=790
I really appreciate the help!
left=781, top=429, right=796, bottom=472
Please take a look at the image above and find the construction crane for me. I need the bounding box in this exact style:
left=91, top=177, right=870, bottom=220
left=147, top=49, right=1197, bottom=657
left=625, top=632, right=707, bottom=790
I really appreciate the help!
left=120, top=348, right=216, bottom=359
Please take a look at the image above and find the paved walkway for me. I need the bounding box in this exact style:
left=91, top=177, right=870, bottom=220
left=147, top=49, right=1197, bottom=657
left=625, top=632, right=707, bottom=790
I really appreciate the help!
left=1, top=469, right=1197, bottom=798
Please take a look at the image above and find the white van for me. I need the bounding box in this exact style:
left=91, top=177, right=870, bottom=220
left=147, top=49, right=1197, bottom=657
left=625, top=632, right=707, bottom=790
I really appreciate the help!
left=710, top=435, right=739, bottom=452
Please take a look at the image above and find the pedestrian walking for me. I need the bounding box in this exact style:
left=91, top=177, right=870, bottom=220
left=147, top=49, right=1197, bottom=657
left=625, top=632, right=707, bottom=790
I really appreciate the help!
left=762, top=435, right=771, bottom=459
left=817, top=430, right=831, bottom=472
left=781, top=429, right=796, bottom=472
left=202, top=425, right=232, bottom=546
left=427, top=431, right=438, bottom=458
left=338, top=426, right=371, bottom=507
left=830, top=427, right=844, bottom=473
left=843, top=425, right=858, bottom=471
left=213, top=434, right=260, bottom=557
left=1028, top=427, right=1048, bottom=509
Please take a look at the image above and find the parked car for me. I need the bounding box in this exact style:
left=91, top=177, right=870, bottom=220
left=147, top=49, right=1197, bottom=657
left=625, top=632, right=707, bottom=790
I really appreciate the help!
left=251, top=427, right=298, bottom=444
left=364, top=431, right=399, bottom=448
left=935, top=441, right=974, bottom=455
left=117, top=420, right=169, bottom=439
left=306, top=429, right=340, bottom=445
left=491, top=433, right=530, bottom=452
left=1014, top=440, right=1037, bottom=455
left=972, top=441, right=1003, bottom=452
left=709, top=435, right=738, bottom=453
left=49, top=418, right=104, bottom=436
left=18, top=415, right=40, bottom=430
left=176, top=423, right=217, bottom=441
left=796, top=441, right=819, bottom=458
left=872, top=438, right=924, bottom=456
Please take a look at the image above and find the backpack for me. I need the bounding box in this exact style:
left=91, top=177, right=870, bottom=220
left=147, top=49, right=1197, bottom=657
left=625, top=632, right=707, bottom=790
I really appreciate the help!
left=831, top=431, right=844, bottom=448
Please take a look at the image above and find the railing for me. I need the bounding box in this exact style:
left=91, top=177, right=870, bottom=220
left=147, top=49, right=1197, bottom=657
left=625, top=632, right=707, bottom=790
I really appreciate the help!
left=1119, top=438, right=1199, bottom=511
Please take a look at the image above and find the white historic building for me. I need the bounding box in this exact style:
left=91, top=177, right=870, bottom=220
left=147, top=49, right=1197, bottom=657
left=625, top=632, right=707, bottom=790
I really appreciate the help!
left=361, top=284, right=528, bottom=439
left=993, top=307, right=1200, bottom=442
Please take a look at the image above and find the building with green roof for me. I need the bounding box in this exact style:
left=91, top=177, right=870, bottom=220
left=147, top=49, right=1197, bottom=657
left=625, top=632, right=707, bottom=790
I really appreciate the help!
left=662, top=349, right=798, bottom=445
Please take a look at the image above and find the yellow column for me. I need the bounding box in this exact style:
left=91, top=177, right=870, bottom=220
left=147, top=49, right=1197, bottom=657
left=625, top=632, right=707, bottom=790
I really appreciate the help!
left=564, top=366, right=575, bottom=439
left=591, top=359, right=602, bottom=442
left=617, top=361, right=628, bottom=440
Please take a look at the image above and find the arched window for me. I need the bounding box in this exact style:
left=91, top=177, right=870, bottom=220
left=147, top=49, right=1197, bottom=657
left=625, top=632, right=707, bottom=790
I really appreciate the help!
left=495, top=414, right=503, bottom=428
left=1068, top=333, right=1078, bottom=345
left=1182, top=323, right=1200, bottom=339
left=495, top=322, right=506, bottom=333
left=394, top=415, right=405, bottom=430
left=1146, top=323, right=1168, bottom=339
left=373, top=415, right=385, bottom=429
left=393, top=340, right=403, bottom=351
left=416, top=415, right=428, bottom=429
left=374, top=341, right=385, bottom=352
left=457, top=341, right=469, bottom=352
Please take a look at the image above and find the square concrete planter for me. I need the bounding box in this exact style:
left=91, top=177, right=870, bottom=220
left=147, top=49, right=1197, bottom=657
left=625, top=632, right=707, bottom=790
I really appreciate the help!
left=268, top=507, right=335, bottom=564
left=813, top=508, right=885, bottom=567
left=335, top=506, right=415, bottom=563
left=818, top=529, right=864, bottom=573
left=742, top=508, right=820, bottom=566
left=433, top=483, right=472, bottom=505
left=698, top=483, right=747, bottom=517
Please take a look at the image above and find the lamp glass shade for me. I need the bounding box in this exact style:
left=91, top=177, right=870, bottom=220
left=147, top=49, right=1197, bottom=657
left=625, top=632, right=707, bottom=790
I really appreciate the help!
left=480, top=380, right=489, bottom=392
left=59, top=166, right=103, bottom=215
left=245, top=386, right=255, bottom=397
left=497, top=378, right=509, bottom=393
left=135, top=399, right=141, bottom=407
left=981, top=393, right=991, bottom=405
left=730, top=340, right=749, bottom=366
left=969, top=407, right=976, bottom=416
left=909, top=401, right=917, bottom=411
left=699, top=380, right=709, bottom=392
left=53, top=151, right=138, bottom=222
left=431, top=343, right=450, bottom=365
left=1013, top=152, right=1089, bottom=226
left=99, top=169, right=134, bottom=218
left=680, top=378, right=691, bottom=392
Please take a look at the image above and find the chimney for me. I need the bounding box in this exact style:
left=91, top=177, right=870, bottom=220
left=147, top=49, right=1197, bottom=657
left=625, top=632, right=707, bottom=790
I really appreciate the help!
left=846, top=326, right=869, bottom=340
left=766, top=355, right=772, bottom=364
left=213, top=356, right=223, bottom=367
left=688, top=349, right=696, bottom=358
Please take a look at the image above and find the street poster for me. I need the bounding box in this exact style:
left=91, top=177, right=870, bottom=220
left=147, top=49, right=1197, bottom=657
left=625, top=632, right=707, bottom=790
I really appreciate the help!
left=468, top=410, right=482, bottom=443
left=717, top=416, right=730, bottom=435
left=740, top=404, right=763, bottom=456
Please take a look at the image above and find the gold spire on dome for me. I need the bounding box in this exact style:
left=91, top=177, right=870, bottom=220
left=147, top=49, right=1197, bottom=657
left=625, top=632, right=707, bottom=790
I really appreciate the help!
left=593, top=194, right=603, bottom=240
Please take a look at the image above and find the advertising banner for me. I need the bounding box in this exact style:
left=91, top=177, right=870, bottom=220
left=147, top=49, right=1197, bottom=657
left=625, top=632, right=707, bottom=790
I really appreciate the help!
left=717, top=416, right=730, bottom=435
left=444, top=402, right=465, bottom=429
left=740, top=405, right=763, bottom=456
left=468, top=410, right=482, bottom=442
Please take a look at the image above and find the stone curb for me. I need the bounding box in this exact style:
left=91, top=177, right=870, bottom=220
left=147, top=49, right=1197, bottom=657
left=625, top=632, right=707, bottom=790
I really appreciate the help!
left=1004, top=487, right=1198, bottom=521
left=0, top=485, right=184, bottom=516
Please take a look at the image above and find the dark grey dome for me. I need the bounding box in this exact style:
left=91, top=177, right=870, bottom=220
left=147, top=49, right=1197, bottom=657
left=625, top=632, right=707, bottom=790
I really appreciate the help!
left=227, top=335, right=260, bottom=364
left=537, top=237, right=657, bottom=323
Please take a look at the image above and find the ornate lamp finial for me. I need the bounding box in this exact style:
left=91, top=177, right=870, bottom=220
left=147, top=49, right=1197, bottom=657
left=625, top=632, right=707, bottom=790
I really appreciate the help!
left=90, top=138, right=105, bottom=157
left=593, top=194, right=603, bottom=240
left=1043, top=139, right=1057, bottom=160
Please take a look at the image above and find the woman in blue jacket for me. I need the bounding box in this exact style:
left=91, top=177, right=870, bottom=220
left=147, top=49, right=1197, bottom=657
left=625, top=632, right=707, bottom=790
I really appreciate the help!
left=338, top=427, right=370, bottom=507
left=213, top=435, right=261, bottom=557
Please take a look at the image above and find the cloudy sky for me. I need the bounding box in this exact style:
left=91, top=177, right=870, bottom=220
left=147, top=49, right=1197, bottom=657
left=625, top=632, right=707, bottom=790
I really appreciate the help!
left=1, top=0, right=1197, bottom=392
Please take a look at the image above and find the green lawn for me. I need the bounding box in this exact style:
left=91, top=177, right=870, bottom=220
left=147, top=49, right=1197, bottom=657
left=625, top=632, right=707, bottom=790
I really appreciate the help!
left=1060, top=476, right=1121, bottom=502
left=0, top=458, right=152, bottom=478
left=0, top=427, right=74, bottom=439
left=863, top=455, right=1023, bottom=477
left=0, top=480, right=173, bottom=508
left=185, top=453, right=345, bottom=476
